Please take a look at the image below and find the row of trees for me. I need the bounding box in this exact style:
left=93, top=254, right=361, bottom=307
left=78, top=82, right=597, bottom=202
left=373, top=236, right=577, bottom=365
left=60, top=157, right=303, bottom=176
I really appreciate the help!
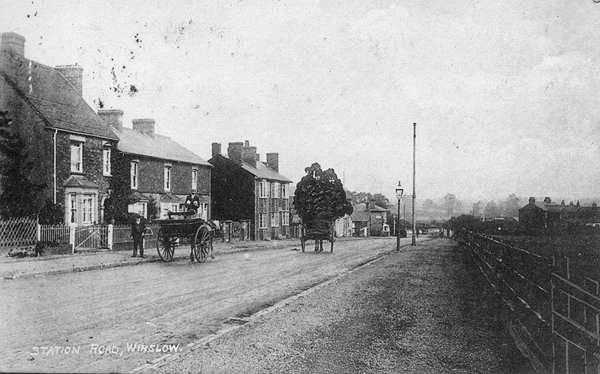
left=471, top=194, right=521, bottom=219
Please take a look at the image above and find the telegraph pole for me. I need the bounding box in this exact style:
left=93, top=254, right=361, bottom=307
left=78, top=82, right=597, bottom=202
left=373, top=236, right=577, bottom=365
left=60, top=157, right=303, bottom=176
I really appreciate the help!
left=411, top=122, right=417, bottom=246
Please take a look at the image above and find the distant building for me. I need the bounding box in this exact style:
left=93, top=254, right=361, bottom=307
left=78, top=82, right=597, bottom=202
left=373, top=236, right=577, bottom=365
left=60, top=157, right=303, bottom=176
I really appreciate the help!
left=351, top=201, right=389, bottom=236
left=518, top=197, right=578, bottom=234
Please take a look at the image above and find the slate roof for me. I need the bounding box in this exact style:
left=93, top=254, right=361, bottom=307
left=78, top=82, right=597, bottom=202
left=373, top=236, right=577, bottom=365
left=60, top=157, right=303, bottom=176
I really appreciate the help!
left=1, top=52, right=117, bottom=140
left=216, top=154, right=291, bottom=183
left=113, top=127, right=211, bottom=166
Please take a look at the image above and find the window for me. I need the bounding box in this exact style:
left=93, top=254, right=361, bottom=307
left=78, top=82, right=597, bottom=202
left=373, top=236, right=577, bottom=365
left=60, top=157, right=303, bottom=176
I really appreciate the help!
left=281, top=184, right=288, bottom=198
left=164, top=165, right=171, bottom=191
left=128, top=202, right=147, bottom=219
left=282, top=212, right=289, bottom=226
left=282, top=199, right=289, bottom=211
left=259, top=213, right=267, bottom=229
left=69, top=194, right=77, bottom=224
left=259, top=181, right=269, bottom=198
left=82, top=194, right=94, bottom=224
left=102, top=146, right=111, bottom=176
left=70, top=142, right=83, bottom=172
left=271, top=212, right=279, bottom=227
left=192, top=168, right=198, bottom=191
left=130, top=162, right=138, bottom=189
left=271, top=182, right=280, bottom=198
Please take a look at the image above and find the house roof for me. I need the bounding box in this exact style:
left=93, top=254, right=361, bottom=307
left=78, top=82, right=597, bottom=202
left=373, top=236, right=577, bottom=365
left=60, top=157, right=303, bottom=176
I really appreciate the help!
left=215, top=154, right=291, bottom=183
left=113, top=127, right=211, bottom=166
left=1, top=53, right=118, bottom=140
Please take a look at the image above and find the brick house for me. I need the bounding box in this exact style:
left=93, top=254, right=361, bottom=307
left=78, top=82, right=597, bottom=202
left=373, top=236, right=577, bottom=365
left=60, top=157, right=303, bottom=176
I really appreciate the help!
left=0, top=32, right=118, bottom=225
left=98, top=110, right=212, bottom=220
left=209, top=141, right=292, bottom=240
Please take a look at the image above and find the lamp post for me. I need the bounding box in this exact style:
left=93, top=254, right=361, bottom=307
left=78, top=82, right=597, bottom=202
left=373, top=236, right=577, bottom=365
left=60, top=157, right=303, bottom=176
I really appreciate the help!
left=412, top=122, right=417, bottom=246
left=395, top=181, right=404, bottom=252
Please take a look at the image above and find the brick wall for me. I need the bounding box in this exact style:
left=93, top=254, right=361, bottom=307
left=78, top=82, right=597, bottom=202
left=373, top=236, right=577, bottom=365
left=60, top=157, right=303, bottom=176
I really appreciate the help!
left=130, top=156, right=210, bottom=195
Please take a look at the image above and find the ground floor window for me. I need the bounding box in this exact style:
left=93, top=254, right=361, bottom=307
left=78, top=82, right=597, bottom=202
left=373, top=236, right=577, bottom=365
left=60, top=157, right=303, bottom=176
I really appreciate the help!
left=282, top=212, right=289, bottom=226
left=259, top=213, right=267, bottom=229
left=65, top=191, right=97, bottom=226
left=128, top=202, right=147, bottom=219
left=271, top=212, right=279, bottom=227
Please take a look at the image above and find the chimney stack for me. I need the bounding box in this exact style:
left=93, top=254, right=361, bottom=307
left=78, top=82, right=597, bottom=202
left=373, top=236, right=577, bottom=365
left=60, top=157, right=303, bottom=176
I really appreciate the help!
left=266, top=153, right=279, bottom=172
left=1, top=32, right=25, bottom=57
left=228, top=142, right=244, bottom=165
left=544, top=197, right=551, bottom=204
left=529, top=197, right=535, bottom=204
left=212, top=143, right=221, bottom=158
left=242, top=141, right=257, bottom=168
left=98, top=109, right=124, bottom=131
left=56, top=65, right=83, bottom=94
left=132, top=118, right=155, bottom=137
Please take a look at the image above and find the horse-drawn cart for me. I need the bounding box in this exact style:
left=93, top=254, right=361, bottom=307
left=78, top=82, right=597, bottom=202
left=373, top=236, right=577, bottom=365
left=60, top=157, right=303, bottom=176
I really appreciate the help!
left=300, top=219, right=335, bottom=252
left=155, top=211, right=214, bottom=262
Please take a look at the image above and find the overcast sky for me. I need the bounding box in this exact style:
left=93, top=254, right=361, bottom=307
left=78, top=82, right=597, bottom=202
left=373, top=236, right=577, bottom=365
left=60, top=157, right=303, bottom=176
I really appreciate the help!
left=2, top=0, right=599, bottom=204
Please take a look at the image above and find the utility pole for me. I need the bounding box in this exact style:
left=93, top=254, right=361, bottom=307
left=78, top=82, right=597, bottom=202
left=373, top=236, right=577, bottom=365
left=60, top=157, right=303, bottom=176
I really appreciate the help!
left=411, top=122, right=417, bottom=246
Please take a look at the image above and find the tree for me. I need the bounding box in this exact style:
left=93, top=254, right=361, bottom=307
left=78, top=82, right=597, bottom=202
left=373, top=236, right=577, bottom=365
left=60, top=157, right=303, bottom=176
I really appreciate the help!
left=484, top=200, right=501, bottom=219
left=501, top=194, right=520, bottom=217
left=104, top=148, right=132, bottom=224
left=471, top=201, right=483, bottom=217
left=0, top=110, right=46, bottom=219
left=293, top=163, right=353, bottom=223
left=423, top=199, right=434, bottom=212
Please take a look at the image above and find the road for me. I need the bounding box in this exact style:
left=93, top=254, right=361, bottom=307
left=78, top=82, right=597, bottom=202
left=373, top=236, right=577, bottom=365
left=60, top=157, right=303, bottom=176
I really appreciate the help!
left=0, top=237, right=405, bottom=373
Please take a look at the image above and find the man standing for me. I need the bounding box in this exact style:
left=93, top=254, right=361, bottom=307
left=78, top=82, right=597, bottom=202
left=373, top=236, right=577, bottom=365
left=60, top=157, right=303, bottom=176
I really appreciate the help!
left=131, top=216, right=146, bottom=258
left=184, top=190, right=200, bottom=216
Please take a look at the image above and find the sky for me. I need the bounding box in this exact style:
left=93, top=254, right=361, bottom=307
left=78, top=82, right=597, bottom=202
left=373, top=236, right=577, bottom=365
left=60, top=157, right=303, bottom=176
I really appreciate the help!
left=2, top=0, right=600, bottom=205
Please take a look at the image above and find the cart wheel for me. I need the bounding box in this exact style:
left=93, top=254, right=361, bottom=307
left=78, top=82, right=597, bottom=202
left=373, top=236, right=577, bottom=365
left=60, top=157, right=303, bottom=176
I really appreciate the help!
left=156, top=228, right=175, bottom=262
left=193, top=225, right=210, bottom=263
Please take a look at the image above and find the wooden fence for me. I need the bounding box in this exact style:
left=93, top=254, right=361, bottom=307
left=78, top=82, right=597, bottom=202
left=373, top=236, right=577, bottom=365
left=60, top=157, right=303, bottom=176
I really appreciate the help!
left=0, top=217, right=37, bottom=248
left=459, top=230, right=600, bottom=374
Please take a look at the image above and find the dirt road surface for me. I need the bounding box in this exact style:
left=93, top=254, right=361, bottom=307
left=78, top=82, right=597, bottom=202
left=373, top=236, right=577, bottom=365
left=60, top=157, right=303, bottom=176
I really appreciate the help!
left=0, top=237, right=407, bottom=373
left=155, top=239, right=534, bottom=374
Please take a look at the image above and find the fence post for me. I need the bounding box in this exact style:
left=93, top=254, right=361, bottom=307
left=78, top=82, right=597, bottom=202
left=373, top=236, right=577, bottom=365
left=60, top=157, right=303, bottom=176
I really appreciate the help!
left=107, top=224, right=113, bottom=251
left=69, top=225, right=75, bottom=254
left=36, top=222, right=41, bottom=243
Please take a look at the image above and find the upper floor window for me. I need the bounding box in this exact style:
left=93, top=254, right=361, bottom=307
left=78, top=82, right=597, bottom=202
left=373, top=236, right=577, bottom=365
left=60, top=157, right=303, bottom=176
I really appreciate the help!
left=281, top=184, right=288, bottom=198
left=164, top=165, right=171, bottom=192
left=102, top=146, right=111, bottom=176
left=271, top=182, right=280, bottom=198
left=70, top=142, right=83, bottom=173
left=259, top=181, right=269, bottom=198
left=192, top=168, right=198, bottom=191
left=130, top=161, right=138, bottom=189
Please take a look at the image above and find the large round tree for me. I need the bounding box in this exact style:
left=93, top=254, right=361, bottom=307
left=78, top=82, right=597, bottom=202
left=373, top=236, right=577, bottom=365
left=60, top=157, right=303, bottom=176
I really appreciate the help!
left=293, top=163, right=353, bottom=223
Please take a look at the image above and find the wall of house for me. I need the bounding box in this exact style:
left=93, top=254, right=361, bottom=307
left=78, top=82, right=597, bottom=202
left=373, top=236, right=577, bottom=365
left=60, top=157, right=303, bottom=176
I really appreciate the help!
left=209, top=155, right=255, bottom=223
left=132, top=156, right=209, bottom=196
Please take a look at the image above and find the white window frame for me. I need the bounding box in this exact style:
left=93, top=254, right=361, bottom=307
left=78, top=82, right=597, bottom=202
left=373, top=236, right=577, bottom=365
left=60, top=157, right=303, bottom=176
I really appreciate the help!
left=192, top=168, right=198, bottom=191
left=130, top=161, right=138, bottom=190
left=282, top=212, right=289, bottom=226
left=164, top=165, right=171, bottom=192
left=259, top=181, right=269, bottom=198
left=259, top=213, right=267, bottom=229
left=102, top=146, right=111, bottom=176
left=271, top=212, right=279, bottom=227
left=70, top=142, right=83, bottom=173
left=82, top=194, right=94, bottom=224
left=69, top=194, right=77, bottom=224
left=281, top=184, right=288, bottom=198
left=271, top=182, right=280, bottom=198
left=128, top=202, right=147, bottom=219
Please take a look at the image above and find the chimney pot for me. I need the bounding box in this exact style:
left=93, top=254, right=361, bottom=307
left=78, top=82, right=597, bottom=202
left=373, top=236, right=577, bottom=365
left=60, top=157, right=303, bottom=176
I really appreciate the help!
left=544, top=197, right=551, bottom=204
left=132, top=118, right=155, bottom=137
left=1, top=32, right=25, bottom=57
left=529, top=197, right=535, bottom=204
left=98, top=109, right=124, bottom=131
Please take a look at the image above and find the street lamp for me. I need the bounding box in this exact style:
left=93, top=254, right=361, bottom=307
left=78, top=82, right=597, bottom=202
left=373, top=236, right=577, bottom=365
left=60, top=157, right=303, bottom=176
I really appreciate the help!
left=395, top=181, right=404, bottom=252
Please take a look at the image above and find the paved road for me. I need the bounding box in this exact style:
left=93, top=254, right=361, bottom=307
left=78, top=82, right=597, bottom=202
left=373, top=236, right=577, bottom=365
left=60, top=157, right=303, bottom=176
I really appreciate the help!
left=0, top=237, right=406, bottom=373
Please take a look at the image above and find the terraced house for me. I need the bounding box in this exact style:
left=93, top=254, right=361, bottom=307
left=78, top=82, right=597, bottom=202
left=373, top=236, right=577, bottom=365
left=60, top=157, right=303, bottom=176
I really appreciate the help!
left=209, top=141, right=291, bottom=240
left=0, top=32, right=118, bottom=225
left=98, top=110, right=212, bottom=220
